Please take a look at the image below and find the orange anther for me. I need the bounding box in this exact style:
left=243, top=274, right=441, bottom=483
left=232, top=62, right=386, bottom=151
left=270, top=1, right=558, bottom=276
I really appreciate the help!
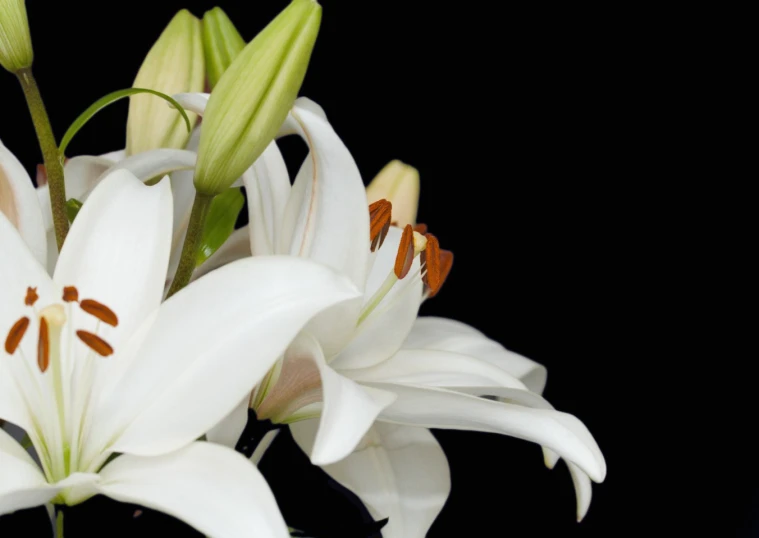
left=62, top=286, right=79, bottom=303
left=394, top=225, right=415, bottom=279
left=76, top=330, right=114, bottom=357
left=25, top=287, right=39, bottom=306
left=38, top=317, right=49, bottom=372
left=428, top=249, right=454, bottom=298
left=80, top=299, right=119, bottom=327
left=5, top=317, right=30, bottom=354
left=413, top=223, right=428, bottom=235
left=369, top=200, right=392, bottom=252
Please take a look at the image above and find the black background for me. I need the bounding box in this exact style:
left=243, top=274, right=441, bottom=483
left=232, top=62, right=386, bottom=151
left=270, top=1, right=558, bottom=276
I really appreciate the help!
left=0, top=1, right=753, bottom=537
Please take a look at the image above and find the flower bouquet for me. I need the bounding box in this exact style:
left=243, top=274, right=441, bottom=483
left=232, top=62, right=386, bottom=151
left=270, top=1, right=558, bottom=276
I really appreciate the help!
left=0, top=1, right=606, bottom=536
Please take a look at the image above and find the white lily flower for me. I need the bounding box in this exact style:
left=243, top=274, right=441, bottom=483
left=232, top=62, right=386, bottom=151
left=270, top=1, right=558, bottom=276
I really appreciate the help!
left=178, top=93, right=606, bottom=534
left=0, top=169, right=360, bottom=537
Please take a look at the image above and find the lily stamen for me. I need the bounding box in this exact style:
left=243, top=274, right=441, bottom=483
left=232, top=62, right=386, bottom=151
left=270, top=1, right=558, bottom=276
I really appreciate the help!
left=413, top=223, right=428, bottom=235
left=25, top=286, right=39, bottom=306
left=38, top=316, right=50, bottom=373
left=394, top=225, right=415, bottom=279
left=5, top=316, right=30, bottom=354
left=62, top=286, right=79, bottom=303
left=420, top=233, right=454, bottom=298
left=369, top=199, right=392, bottom=252
left=79, top=299, right=119, bottom=327
left=76, top=330, right=114, bottom=357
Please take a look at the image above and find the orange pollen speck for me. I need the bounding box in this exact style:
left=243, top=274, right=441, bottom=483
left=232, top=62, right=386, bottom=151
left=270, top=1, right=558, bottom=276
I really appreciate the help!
left=369, top=199, right=393, bottom=252
left=413, top=223, right=428, bottom=235
left=62, top=286, right=79, bottom=303
left=76, top=330, right=114, bottom=357
left=5, top=317, right=30, bottom=354
left=25, top=287, right=39, bottom=306
left=38, top=317, right=50, bottom=373
left=394, top=224, right=415, bottom=279
left=80, top=299, right=119, bottom=327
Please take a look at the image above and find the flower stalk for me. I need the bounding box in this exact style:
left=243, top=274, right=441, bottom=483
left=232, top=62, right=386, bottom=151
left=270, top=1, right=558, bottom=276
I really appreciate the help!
left=16, top=67, right=68, bottom=249
left=56, top=509, right=64, bottom=538
left=166, top=192, right=214, bottom=297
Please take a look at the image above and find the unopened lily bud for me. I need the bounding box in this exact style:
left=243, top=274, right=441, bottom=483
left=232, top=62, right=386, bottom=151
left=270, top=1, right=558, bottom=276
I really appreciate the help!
left=202, top=7, right=245, bottom=90
left=126, top=10, right=204, bottom=155
left=194, top=0, right=321, bottom=195
left=366, top=160, right=420, bottom=227
left=0, top=0, right=33, bottom=73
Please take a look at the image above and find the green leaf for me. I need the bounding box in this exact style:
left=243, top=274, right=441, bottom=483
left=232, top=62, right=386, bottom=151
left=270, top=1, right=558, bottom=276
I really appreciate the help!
left=59, top=87, right=192, bottom=157
left=65, top=198, right=83, bottom=224
left=195, top=187, right=245, bottom=267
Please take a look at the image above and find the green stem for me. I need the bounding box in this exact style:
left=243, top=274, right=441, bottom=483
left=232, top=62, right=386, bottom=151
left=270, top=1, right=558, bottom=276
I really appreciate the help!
left=167, top=193, right=214, bottom=298
left=56, top=509, right=64, bottom=538
left=17, top=68, right=68, bottom=250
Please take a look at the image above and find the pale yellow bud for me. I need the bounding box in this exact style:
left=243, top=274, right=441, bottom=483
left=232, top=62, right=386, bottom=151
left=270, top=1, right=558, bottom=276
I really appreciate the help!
left=126, top=10, right=204, bottom=155
left=366, top=160, right=420, bottom=227
left=0, top=0, right=33, bottom=73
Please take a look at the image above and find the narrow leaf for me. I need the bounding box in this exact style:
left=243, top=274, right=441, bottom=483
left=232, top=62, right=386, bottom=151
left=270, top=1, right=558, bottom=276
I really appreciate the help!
left=195, top=187, right=245, bottom=267
left=59, top=88, right=192, bottom=157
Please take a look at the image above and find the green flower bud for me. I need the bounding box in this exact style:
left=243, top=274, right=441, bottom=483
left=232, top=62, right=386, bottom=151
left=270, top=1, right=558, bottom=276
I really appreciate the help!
left=0, top=0, right=33, bottom=73
left=126, top=9, right=204, bottom=156
left=194, top=0, right=321, bottom=195
left=202, top=7, right=245, bottom=90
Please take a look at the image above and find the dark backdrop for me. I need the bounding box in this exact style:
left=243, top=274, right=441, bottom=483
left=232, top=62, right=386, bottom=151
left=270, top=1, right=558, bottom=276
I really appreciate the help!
left=0, top=1, right=752, bottom=537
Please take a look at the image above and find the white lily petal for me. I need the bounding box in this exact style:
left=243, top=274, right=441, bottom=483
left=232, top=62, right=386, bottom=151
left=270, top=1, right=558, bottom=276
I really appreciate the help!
left=568, top=462, right=593, bottom=522
left=53, top=170, right=173, bottom=349
left=100, top=150, right=126, bottom=162
left=0, top=358, right=36, bottom=448
left=346, top=349, right=529, bottom=392
left=63, top=155, right=119, bottom=201
left=207, top=397, right=249, bottom=448
left=367, top=383, right=606, bottom=483
left=0, top=140, right=47, bottom=266
left=243, top=141, right=291, bottom=257
left=94, top=146, right=197, bottom=289
left=281, top=333, right=396, bottom=466
left=86, top=256, right=360, bottom=461
left=293, top=421, right=449, bottom=538
left=172, top=92, right=210, bottom=116
left=278, top=98, right=370, bottom=290
left=34, top=185, right=58, bottom=273
left=331, top=228, right=423, bottom=370
left=0, top=426, right=54, bottom=515
left=274, top=98, right=372, bottom=357
left=40, top=153, right=124, bottom=272
left=404, top=317, right=547, bottom=394
left=541, top=447, right=594, bottom=521
left=193, top=227, right=252, bottom=281
left=97, top=149, right=196, bottom=183
left=0, top=212, right=56, bottom=434
left=167, top=126, right=201, bottom=283
left=97, top=442, right=288, bottom=538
